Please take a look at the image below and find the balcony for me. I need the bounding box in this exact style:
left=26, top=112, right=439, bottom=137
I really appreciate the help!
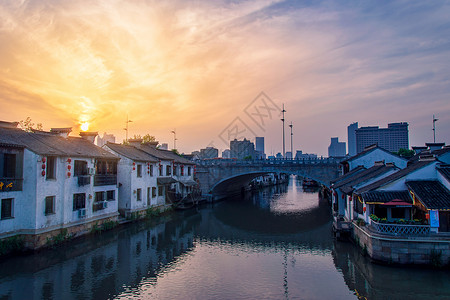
left=370, top=219, right=430, bottom=236
left=0, top=178, right=23, bottom=192
left=93, top=174, right=117, bottom=186
left=77, top=175, right=91, bottom=186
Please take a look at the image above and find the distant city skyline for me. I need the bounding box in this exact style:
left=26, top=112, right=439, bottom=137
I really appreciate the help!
left=0, top=1, right=449, bottom=156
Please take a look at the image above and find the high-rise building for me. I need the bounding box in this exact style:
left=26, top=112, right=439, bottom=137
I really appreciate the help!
left=328, top=137, right=346, bottom=157
left=222, top=149, right=231, bottom=158
left=356, top=122, right=409, bottom=154
left=347, top=122, right=358, bottom=156
left=96, top=132, right=116, bottom=147
left=255, top=137, right=265, bottom=159
left=200, top=147, right=219, bottom=159
left=230, top=138, right=255, bottom=159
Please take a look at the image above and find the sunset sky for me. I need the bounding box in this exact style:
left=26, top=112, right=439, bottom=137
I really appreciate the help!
left=0, top=0, right=449, bottom=156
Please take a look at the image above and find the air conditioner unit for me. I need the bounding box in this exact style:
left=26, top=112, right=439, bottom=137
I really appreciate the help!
left=78, top=208, right=86, bottom=218
left=88, top=168, right=96, bottom=175
left=102, top=201, right=108, bottom=209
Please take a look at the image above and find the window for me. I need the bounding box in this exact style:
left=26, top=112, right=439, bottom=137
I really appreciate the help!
left=188, top=167, right=191, bottom=176
left=392, top=208, right=405, bottom=219
left=46, top=156, right=56, bottom=180
left=45, top=196, right=55, bottom=215
left=95, top=191, right=105, bottom=202
left=166, top=165, right=171, bottom=176
left=137, top=188, right=142, bottom=201
left=181, top=166, right=184, bottom=176
left=158, top=186, right=163, bottom=196
left=147, top=187, right=151, bottom=205
left=3, top=154, right=16, bottom=178
left=149, top=165, right=153, bottom=176
left=152, top=187, right=156, bottom=198
left=159, top=165, right=162, bottom=176
left=106, top=190, right=115, bottom=201
left=73, top=193, right=86, bottom=211
left=74, top=160, right=88, bottom=176
left=137, top=164, right=142, bottom=177
left=173, top=166, right=177, bottom=176
left=1, top=198, right=13, bottom=219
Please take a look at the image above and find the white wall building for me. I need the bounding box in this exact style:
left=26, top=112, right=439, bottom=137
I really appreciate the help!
left=0, top=123, right=119, bottom=248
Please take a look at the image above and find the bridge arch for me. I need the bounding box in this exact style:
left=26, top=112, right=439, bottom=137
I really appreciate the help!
left=195, top=159, right=340, bottom=199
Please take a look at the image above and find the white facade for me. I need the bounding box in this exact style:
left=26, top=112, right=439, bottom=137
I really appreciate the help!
left=1, top=148, right=118, bottom=238
left=347, top=148, right=407, bottom=171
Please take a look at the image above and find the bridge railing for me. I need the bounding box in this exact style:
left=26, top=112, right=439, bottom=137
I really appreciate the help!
left=195, top=157, right=342, bottom=166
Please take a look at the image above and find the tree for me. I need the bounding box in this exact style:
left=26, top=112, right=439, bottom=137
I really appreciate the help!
left=19, top=117, right=43, bottom=132
left=142, top=134, right=156, bottom=143
left=395, top=148, right=415, bottom=158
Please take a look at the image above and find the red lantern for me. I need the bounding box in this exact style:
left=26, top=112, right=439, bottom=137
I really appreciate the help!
left=67, top=158, right=72, bottom=163
left=341, top=194, right=344, bottom=199
left=426, top=213, right=430, bottom=220
left=42, top=164, right=46, bottom=169
left=42, top=157, right=46, bottom=163
left=349, top=196, right=352, bottom=201
left=363, top=207, right=366, bottom=212
left=67, top=172, right=71, bottom=177
left=333, top=192, right=337, bottom=197
left=41, top=170, right=45, bottom=176
left=133, top=167, right=135, bottom=171
left=133, top=162, right=136, bottom=166
left=67, top=165, right=71, bottom=170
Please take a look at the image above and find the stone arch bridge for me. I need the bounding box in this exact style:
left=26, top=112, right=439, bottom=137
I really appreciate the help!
left=195, top=158, right=341, bottom=199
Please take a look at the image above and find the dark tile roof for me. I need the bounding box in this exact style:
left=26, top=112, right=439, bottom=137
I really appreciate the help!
left=438, top=165, right=450, bottom=182
left=105, top=143, right=159, bottom=162
left=339, top=164, right=399, bottom=194
left=157, top=149, right=195, bottom=165
left=360, top=190, right=412, bottom=204
left=137, top=144, right=194, bottom=165
left=0, top=127, right=118, bottom=159
left=408, top=146, right=450, bottom=165
left=406, top=180, right=450, bottom=210
left=341, top=145, right=405, bottom=164
left=355, top=160, right=437, bottom=193
left=331, top=166, right=366, bottom=185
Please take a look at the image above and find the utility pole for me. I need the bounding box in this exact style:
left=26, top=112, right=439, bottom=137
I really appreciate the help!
left=433, top=115, right=438, bottom=143
left=171, top=129, right=177, bottom=150
left=124, top=115, right=133, bottom=142
left=281, top=104, right=286, bottom=158
left=289, top=122, right=293, bottom=160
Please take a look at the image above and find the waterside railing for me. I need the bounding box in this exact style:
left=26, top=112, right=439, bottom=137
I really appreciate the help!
left=370, top=219, right=430, bottom=236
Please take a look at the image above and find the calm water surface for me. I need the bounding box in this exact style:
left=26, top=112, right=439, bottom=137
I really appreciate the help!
left=1, top=176, right=450, bottom=300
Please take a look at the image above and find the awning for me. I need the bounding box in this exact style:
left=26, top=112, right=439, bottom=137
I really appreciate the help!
left=179, top=179, right=198, bottom=186
left=382, top=199, right=413, bottom=207
left=157, top=177, right=178, bottom=185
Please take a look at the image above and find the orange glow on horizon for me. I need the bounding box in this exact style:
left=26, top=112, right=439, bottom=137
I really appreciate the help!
left=80, top=122, right=89, bottom=132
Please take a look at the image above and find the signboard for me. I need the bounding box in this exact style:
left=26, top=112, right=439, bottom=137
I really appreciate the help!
left=430, top=210, right=439, bottom=228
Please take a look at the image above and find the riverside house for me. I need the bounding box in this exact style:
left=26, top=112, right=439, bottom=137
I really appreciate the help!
left=0, top=121, right=119, bottom=249
left=103, top=142, right=162, bottom=218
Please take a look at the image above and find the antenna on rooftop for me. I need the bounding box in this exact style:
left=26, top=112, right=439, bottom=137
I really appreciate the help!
left=433, top=115, right=438, bottom=143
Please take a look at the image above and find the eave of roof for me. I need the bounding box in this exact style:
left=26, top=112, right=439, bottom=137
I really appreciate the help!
left=406, top=180, right=450, bottom=210
left=355, top=160, right=437, bottom=194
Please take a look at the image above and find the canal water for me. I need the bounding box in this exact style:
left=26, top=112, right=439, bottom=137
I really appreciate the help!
left=1, top=176, right=450, bottom=300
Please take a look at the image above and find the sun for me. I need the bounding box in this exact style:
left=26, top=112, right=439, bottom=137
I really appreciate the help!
left=80, top=122, right=89, bottom=131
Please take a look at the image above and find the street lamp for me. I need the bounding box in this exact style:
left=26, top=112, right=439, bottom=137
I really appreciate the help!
left=281, top=104, right=286, bottom=158
left=124, top=115, right=133, bottom=142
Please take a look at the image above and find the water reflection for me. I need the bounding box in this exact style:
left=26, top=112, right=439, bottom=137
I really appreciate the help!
left=0, top=176, right=449, bottom=299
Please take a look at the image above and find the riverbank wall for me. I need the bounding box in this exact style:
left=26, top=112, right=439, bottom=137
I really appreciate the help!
left=0, top=204, right=171, bottom=257
left=352, top=223, right=450, bottom=267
